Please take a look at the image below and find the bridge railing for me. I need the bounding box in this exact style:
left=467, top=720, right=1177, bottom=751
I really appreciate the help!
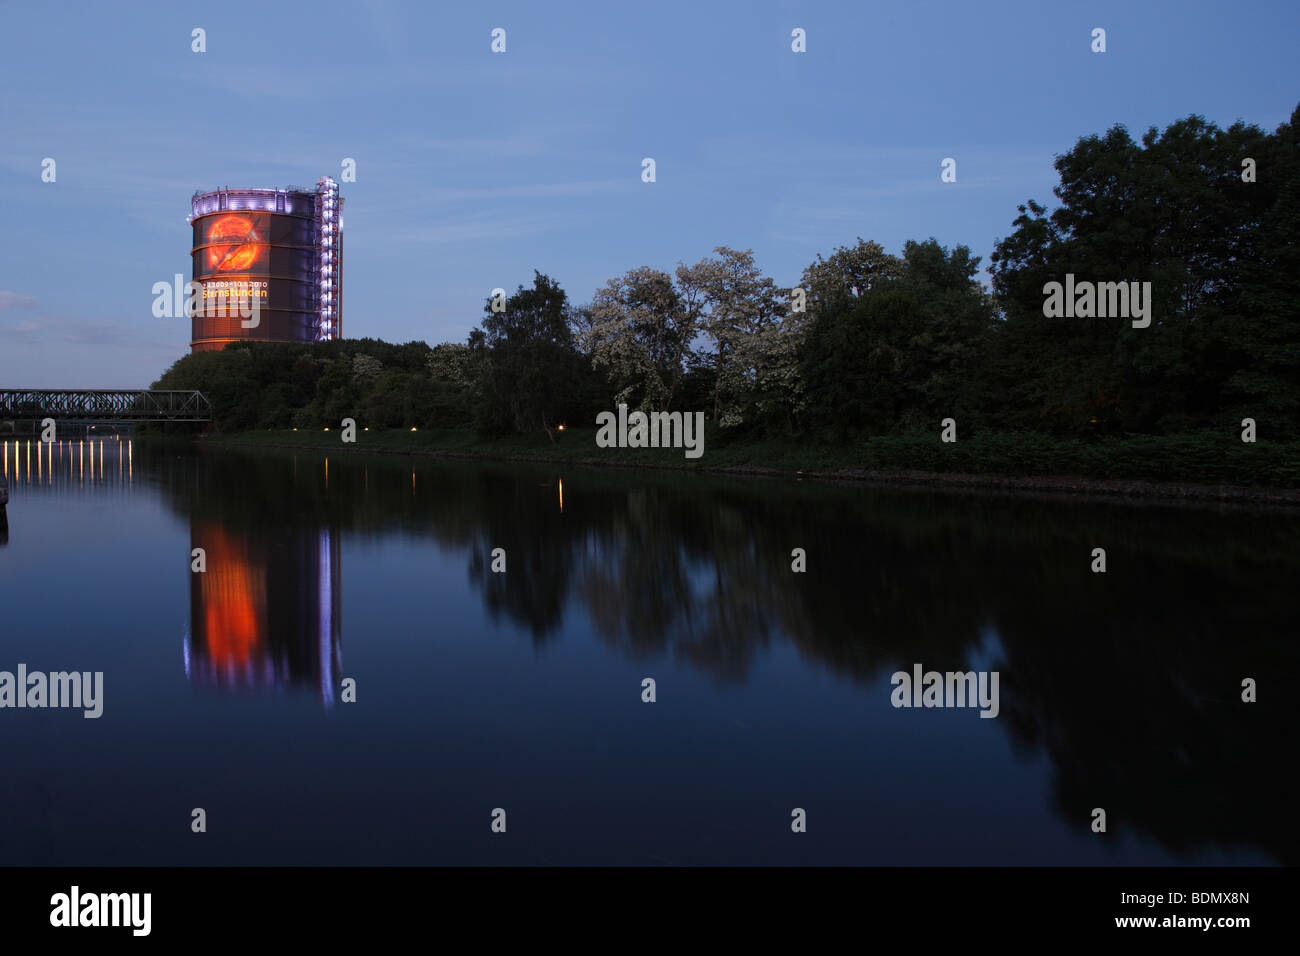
left=0, top=389, right=213, bottom=422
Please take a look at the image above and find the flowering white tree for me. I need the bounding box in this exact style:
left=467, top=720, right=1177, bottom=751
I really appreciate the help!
left=426, top=342, right=471, bottom=388
left=800, top=237, right=904, bottom=306
left=351, top=353, right=383, bottom=383
left=676, top=247, right=797, bottom=428
left=583, top=266, right=696, bottom=412
left=584, top=248, right=814, bottom=430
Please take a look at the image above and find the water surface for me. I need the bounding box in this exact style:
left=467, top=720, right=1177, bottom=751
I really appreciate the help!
left=0, top=438, right=1295, bottom=865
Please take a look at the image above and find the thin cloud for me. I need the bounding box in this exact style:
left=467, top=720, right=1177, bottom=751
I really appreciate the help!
left=384, top=212, right=580, bottom=244
left=0, top=292, right=38, bottom=311
left=0, top=309, right=182, bottom=349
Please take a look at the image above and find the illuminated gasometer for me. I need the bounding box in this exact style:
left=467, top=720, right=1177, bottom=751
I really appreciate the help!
left=187, top=180, right=344, bottom=353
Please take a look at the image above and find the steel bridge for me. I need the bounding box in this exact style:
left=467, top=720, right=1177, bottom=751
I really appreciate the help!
left=0, top=389, right=212, bottom=423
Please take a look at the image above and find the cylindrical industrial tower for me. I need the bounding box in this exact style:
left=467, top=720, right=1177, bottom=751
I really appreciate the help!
left=188, top=177, right=343, bottom=352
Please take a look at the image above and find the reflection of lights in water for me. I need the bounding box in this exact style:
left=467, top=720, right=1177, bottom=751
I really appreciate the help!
left=559, top=477, right=564, bottom=513
left=0, top=436, right=135, bottom=488
left=320, top=529, right=333, bottom=710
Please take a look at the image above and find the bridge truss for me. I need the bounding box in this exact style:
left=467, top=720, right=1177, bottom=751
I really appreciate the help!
left=0, top=389, right=213, bottom=423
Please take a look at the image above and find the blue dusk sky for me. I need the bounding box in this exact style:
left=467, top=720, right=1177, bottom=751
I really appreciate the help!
left=1, top=0, right=1296, bottom=386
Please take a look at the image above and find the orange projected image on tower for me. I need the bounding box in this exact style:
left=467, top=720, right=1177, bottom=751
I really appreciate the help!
left=205, top=214, right=266, bottom=273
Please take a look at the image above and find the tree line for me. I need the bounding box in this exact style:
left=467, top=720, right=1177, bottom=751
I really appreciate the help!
left=153, top=105, right=1299, bottom=442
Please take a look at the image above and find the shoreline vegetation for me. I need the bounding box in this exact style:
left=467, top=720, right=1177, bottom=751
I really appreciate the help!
left=145, top=108, right=1299, bottom=510
left=190, top=428, right=1300, bottom=508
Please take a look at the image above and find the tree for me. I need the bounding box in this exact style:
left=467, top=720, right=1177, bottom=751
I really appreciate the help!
left=800, top=238, right=904, bottom=310
left=426, top=342, right=471, bottom=388
left=1223, top=104, right=1300, bottom=436
left=989, top=108, right=1299, bottom=436
left=584, top=267, right=695, bottom=412
left=799, top=239, right=996, bottom=437
left=352, top=353, right=383, bottom=383
left=467, top=271, right=585, bottom=440
left=895, top=239, right=998, bottom=430
left=676, top=247, right=789, bottom=429
left=801, top=289, right=918, bottom=439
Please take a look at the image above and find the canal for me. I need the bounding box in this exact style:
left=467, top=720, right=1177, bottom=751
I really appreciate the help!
left=0, top=439, right=1295, bottom=865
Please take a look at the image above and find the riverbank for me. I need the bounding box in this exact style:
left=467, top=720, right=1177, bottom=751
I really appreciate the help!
left=189, top=427, right=1300, bottom=507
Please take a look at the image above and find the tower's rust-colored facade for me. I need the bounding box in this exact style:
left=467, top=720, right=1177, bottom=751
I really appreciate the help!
left=188, top=178, right=342, bottom=352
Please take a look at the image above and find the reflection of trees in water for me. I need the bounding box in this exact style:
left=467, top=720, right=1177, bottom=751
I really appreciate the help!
left=993, top=544, right=1300, bottom=865
left=578, top=495, right=775, bottom=682
left=148, top=444, right=1300, bottom=861
left=466, top=471, right=571, bottom=642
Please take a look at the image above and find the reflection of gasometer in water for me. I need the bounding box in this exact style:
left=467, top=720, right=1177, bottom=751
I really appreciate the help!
left=186, top=519, right=342, bottom=705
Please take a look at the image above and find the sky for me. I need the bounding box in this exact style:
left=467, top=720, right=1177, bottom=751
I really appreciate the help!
left=1, top=0, right=1297, bottom=387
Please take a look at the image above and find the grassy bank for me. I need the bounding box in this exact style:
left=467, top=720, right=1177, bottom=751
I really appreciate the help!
left=192, top=426, right=1300, bottom=500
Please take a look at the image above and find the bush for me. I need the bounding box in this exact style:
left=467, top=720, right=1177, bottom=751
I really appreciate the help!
left=858, top=432, right=1299, bottom=486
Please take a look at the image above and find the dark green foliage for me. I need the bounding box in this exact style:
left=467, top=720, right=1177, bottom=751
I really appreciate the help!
left=801, top=240, right=997, bottom=439
left=989, top=106, right=1300, bottom=438
left=150, top=339, right=450, bottom=432
left=149, top=276, right=607, bottom=438
left=852, top=432, right=1300, bottom=486
left=466, top=272, right=602, bottom=439
left=856, top=432, right=1300, bottom=485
